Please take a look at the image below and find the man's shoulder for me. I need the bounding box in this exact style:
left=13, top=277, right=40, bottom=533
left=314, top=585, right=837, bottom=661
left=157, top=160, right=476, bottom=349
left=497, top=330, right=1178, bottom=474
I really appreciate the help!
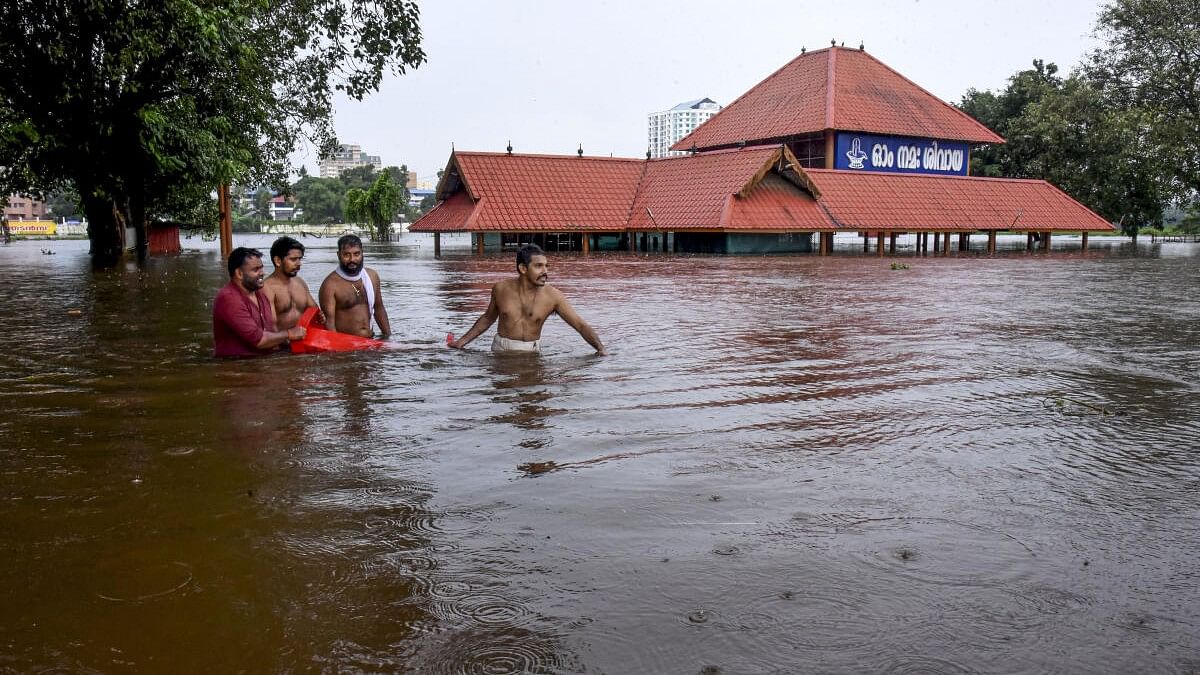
left=214, top=282, right=238, bottom=304
left=262, top=274, right=285, bottom=292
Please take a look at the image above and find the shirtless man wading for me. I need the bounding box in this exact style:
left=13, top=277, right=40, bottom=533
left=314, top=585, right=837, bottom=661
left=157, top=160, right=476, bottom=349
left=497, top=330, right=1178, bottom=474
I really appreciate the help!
left=449, top=244, right=606, bottom=355
left=318, top=234, right=391, bottom=338
left=263, top=236, right=323, bottom=331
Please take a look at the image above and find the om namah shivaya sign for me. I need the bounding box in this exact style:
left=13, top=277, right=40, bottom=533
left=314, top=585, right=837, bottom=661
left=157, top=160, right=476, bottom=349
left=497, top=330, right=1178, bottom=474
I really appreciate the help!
left=835, top=133, right=969, bottom=176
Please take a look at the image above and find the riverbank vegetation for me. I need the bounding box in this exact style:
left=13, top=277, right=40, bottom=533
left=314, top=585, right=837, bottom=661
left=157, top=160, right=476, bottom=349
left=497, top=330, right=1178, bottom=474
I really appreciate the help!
left=958, top=0, right=1199, bottom=236
left=0, top=0, right=425, bottom=264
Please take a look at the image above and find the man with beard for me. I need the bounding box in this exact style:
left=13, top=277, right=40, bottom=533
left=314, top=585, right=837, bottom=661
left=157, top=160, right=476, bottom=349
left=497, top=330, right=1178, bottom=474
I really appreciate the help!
left=318, top=234, right=391, bottom=338
left=213, top=247, right=306, bottom=358
left=449, top=243, right=606, bottom=355
left=263, top=236, right=323, bottom=330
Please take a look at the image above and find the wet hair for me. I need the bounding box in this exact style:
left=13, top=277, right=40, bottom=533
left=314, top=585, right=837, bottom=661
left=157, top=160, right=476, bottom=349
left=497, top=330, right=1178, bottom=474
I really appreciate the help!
left=516, top=243, right=545, bottom=271
left=337, top=233, right=363, bottom=251
left=227, top=247, right=262, bottom=277
left=270, top=236, right=304, bottom=264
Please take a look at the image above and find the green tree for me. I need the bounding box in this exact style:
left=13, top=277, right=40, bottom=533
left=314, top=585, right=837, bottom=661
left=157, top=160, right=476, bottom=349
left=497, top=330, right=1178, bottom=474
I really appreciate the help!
left=45, top=188, right=80, bottom=220
left=959, top=59, right=1064, bottom=178
left=290, top=175, right=346, bottom=224
left=253, top=189, right=273, bottom=221
left=1088, top=0, right=1200, bottom=201
left=339, top=165, right=380, bottom=192
left=0, top=0, right=425, bottom=263
left=344, top=169, right=402, bottom=239
left=958, top=59, right=1167, bottom=234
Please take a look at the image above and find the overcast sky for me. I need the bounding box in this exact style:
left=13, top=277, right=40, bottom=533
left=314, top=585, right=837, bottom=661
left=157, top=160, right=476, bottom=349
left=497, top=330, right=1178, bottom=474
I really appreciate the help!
left=302, top=0, right=1105, bottom=186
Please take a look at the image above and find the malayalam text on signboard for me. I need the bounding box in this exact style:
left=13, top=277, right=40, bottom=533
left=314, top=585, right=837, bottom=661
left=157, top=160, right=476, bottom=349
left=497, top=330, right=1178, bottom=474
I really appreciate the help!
left=835, top=133, right=969, bottom=176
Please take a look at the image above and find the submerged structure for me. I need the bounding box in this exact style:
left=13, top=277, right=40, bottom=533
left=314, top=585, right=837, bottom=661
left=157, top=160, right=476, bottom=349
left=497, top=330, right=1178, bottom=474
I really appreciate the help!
left=411, top=45, right=1114, bottom=254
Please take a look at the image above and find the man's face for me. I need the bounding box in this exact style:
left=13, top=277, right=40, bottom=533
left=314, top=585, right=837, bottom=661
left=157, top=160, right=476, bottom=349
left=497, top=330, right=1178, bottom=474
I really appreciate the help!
left=274, top=249, right=303, bottom=278
left=520, top=255, right=549, bottom=286
left=238, top=256, right=267, bottom=292
left=338, top=245, right=363, bottom=275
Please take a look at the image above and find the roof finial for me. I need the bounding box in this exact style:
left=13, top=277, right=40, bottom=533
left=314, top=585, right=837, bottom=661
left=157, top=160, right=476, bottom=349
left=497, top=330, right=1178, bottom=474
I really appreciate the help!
left=577, top=143, right=583, bottom=157
left=859, top=41, right=864, bottom=51
left=831, top=38, right=836, bottom=46
left=801, top=45, right=806, bottom=54
left=840, top=41, right=844, bottom=47
left=646, top=148, right=651, bottom=160
left=506, top=140, right=512, bottom=155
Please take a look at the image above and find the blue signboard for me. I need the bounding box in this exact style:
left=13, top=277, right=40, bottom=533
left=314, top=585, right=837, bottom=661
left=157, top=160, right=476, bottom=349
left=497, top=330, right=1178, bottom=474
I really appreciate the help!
left=834, top=133, right=969, bottom=176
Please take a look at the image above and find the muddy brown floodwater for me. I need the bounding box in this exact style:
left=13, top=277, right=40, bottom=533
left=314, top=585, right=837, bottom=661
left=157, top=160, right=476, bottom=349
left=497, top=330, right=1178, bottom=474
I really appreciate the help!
left=1, top=234, right=1198, bottom=673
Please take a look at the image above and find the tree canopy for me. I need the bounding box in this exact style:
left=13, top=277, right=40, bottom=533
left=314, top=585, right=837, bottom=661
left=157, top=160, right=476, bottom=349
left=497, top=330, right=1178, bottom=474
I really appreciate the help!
left=343, top=168, right=403, bottom=240
left=1087, top=0, right=1200, bottom=200
left=288, top=164, right=414, bottom=226
left=0, top=0, right=424, bottom=261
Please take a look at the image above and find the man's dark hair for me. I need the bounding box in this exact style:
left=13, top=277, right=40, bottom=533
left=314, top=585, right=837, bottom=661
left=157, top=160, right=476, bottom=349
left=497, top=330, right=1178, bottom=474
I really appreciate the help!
left=227, top=247, right=262, bottom=277
left=270, top=236, right=304, bottom=264
left=337, top=233, right=363, bottom=251
left=517, top=243, right=545, bottom=270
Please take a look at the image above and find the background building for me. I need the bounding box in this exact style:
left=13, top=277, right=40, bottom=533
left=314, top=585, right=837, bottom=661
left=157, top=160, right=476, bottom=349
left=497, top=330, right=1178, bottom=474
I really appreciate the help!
left=4, top=194, right=48, bottom=221
left=319, top=144, right=382, bottom=178
left=647, top=98, right=722, bottom=158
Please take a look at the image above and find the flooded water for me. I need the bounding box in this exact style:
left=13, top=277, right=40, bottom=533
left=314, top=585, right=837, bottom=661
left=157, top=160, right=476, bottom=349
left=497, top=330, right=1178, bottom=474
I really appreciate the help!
left=2, top=233, right=1198, bottom=674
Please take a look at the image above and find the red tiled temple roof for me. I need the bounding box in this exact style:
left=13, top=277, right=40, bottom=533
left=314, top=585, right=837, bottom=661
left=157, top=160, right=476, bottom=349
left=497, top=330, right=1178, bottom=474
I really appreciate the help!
left=426, top=152, right=644, bottom=232
left=627, top=147, right=833, bottom=231
left=803, top=170, right=1115, bottom=232
left=412, top=147, right=833, bottom=233
left=673, top=47, right=1003, bottom=152
left=411, top=148, right=1114, bottom=235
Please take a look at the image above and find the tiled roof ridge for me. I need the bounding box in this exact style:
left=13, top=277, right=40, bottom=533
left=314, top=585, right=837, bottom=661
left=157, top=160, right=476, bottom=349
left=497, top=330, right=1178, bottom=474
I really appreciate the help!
left=672, top=49, right=830, bottom=151
left=825, top=47, right=837, bottom=130
left=624, top=158, right=653, bottom=228
left=453, top=150, right=645, bottom=163
left=840, top=49, right=1004, bottom=143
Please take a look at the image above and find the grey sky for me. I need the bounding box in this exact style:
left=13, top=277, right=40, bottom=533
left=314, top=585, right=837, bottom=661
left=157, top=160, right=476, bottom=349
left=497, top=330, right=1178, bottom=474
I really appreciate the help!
left=304, top=0, right=1103, bottom=186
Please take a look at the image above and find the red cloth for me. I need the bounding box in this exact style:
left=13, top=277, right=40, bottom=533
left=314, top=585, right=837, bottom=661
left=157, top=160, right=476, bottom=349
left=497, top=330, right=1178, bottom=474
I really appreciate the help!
left=213, top=280, right=278, bottom=358
left=289, top=307, right=386, bottom=354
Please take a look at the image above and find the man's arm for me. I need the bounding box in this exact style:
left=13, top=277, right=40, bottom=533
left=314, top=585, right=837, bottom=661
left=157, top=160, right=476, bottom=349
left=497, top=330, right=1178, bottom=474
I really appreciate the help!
left=369, top=269, right=390, bottom=337
left=554, top=293, right=607, bottom=355
left=218, top=293, right=304, bottom=351
left=262, top=282, right=283, bottom=328
left=300, top=279, right=326, bottom=325
left=450, top=287, right=499, bottom=349
left=318, top=278, right=338, bottom=333
left=256, top=325, right=305, bottom=350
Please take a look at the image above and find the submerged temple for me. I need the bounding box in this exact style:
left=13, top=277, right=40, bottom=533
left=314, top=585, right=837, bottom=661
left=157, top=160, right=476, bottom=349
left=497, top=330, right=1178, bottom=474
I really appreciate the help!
left=410, top=46, right=1114, bottom=254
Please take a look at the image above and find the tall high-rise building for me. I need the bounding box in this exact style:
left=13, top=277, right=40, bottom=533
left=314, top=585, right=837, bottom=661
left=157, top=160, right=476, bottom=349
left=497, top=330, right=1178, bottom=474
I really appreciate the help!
left=647, top=98, right=722, bottom=158
left=319, top=144, right=383, bottom=178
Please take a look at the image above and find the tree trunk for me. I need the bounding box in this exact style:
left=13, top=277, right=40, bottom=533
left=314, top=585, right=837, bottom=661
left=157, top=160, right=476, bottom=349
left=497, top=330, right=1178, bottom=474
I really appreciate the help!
left=129, top=189, right=147, bottom=261
left=83, top=193, right=126, bottom=264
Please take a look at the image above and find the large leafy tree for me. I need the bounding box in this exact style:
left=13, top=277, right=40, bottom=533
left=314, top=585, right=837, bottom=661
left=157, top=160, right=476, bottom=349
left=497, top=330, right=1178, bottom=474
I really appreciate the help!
left=959, top=60, right=1168, bottom=233
left=0, top=0, right=424, bottom=263
left=1087, top=0, right=1200, bottom=202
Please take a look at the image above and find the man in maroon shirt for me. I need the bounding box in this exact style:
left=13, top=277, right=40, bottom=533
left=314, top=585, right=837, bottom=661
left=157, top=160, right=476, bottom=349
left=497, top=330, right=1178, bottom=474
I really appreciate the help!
left=213, top=247, right=306, bottom=358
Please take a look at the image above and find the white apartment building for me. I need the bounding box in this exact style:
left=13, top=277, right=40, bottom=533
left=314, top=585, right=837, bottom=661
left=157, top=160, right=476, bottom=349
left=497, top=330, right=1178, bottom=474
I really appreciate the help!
left=647, top=97, right=722, bottom=158
left=319, top=144, right=383, bottom=178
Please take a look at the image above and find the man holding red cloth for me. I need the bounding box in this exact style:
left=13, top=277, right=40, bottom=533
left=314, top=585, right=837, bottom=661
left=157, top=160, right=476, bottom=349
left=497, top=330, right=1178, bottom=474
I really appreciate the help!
left=213, top=247, right=306, bottom=358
